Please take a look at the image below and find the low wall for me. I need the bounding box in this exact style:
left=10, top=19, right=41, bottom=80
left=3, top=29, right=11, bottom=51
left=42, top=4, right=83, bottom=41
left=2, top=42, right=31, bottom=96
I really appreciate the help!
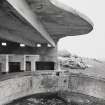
left=0, top=72, right=59, bottom=105
left=68, top=74, right=105, bottom=99
left=0, top=72, right=105, bottom=104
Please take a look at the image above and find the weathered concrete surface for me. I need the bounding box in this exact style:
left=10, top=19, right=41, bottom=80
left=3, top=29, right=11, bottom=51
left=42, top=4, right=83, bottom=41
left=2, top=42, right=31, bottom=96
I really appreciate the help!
left=6, top=0, right=56, bottom=47
left=0, top=75, right=47, bottom=105
left=1, top=72, right=105, bottom=104
left=0, top=55, right=40, bottom=73
left=26, top=0, right=93, bottom=40
left=0, top=0, right=93, bottom=47
left=68, top=73, right=105, bottom=99
left=0, top=44, right=58, bottom=71
left=0, top=1, right=48, bottom=47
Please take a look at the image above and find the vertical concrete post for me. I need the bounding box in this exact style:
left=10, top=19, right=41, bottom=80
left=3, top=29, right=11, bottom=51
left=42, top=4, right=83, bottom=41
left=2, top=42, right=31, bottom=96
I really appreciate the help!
left=34, top=60, right=36, bottom=71
left=5, top=55, right=9, bottom=73
left=23, top=55, right=26, bottom=71
left=31, top=60, right=35, bottom=72
left=20, top=55, right=25, bottom=71
left=33, top=55, right=40, bottom=71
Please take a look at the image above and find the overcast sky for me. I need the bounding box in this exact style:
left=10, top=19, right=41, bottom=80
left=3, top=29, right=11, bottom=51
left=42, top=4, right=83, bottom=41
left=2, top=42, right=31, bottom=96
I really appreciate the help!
left=57, top=0, right=105, bottom=60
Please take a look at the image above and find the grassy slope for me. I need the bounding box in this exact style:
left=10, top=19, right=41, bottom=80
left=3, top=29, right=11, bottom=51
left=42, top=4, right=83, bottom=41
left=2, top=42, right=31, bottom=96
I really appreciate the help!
left=62, top=57, right=105, bottom=79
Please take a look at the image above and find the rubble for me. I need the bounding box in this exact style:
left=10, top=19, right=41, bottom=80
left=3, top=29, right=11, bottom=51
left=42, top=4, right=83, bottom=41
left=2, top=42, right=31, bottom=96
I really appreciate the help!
left=58, top=50, right=88, bottom=70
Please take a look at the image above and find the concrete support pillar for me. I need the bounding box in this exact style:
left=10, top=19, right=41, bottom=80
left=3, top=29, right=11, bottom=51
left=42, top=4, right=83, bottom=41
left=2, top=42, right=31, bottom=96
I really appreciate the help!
left=5, top=55, right=9, bottom=73
left=34, top=61, right=36, bottom=71
left=1, top=55, right=9, bottom=73
left=31, top=61, right=35, bottom=72
left=20, top=55, right=25, bottom=71
left=23, top=55, right=26, bottom=71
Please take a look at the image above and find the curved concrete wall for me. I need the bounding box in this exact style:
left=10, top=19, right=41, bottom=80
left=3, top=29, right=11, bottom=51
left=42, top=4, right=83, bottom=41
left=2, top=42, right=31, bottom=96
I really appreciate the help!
left=1, top=72, right=105, bottom=104
left=68, top=74, right=105, bottom=99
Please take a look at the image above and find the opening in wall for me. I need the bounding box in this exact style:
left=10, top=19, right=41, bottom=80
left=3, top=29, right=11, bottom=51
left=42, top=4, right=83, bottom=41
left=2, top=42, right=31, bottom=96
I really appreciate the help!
left=9, top=62, right=21, bottom=73
left=36, top=61, right=55, bottom=70
left=26, top=61, right=31, bottom=71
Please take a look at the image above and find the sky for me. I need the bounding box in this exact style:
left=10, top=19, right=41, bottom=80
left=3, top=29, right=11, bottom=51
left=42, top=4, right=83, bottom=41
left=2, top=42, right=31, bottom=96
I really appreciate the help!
left=57, top=0, right=105, bottom=60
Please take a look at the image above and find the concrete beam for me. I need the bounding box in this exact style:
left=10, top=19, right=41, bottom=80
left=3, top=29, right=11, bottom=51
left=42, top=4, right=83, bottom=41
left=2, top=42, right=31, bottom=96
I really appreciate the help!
left=0, top=29, right=36, bottom=47
left=6, top=0, right=56, bottom=47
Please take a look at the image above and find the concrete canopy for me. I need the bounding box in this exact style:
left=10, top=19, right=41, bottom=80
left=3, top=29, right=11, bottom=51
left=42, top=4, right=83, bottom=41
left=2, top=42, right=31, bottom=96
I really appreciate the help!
left=0, top=0, right=93, bottom=47
left=26, top=0, right=93, bottom=40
